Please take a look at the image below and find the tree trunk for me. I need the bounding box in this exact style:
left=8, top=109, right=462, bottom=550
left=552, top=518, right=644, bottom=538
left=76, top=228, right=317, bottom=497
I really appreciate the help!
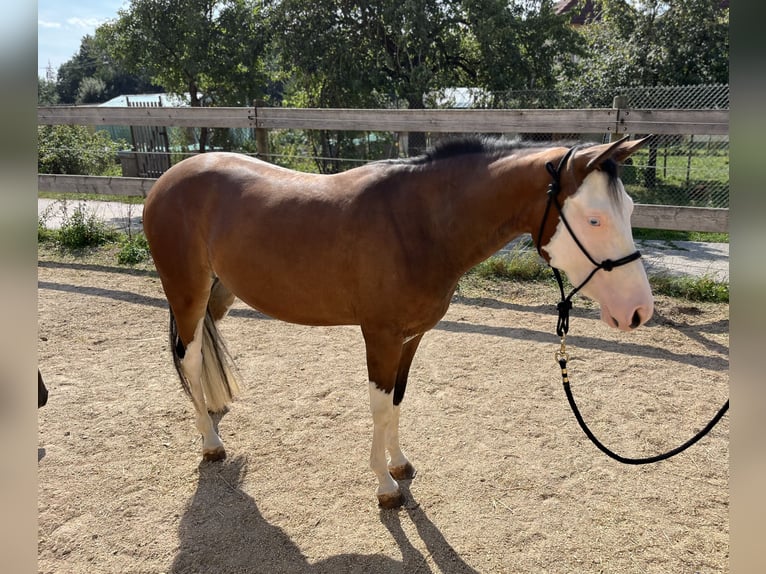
left=188, top=82, right=208, bottom=153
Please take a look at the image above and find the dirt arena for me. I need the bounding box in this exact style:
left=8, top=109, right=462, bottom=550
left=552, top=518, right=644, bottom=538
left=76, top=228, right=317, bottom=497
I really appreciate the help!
left=37, top=248, right=729, bottom=573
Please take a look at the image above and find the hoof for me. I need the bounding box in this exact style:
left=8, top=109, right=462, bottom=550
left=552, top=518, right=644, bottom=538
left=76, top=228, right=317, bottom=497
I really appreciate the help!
left=377, top=490, right=405, bottom=509
left=202, top=447, right=227, bottom=462
left=389, top=462, right=416, bottom=480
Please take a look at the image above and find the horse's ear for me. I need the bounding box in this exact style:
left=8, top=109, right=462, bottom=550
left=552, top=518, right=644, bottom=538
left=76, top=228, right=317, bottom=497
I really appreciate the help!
left=579, top=135, right=653, bottom=172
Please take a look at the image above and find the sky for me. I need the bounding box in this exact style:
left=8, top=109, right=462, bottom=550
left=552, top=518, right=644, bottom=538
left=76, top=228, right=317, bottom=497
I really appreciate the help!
left=38, top=0, right=128, bottom=78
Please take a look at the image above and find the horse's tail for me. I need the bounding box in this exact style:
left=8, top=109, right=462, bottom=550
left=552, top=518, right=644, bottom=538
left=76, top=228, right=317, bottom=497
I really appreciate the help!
left=169, top=284, right=240, bottom=413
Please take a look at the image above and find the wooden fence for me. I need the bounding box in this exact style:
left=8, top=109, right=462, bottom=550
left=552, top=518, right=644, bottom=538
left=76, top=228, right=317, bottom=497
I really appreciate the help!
left=37, top=105, right=729, bottom=233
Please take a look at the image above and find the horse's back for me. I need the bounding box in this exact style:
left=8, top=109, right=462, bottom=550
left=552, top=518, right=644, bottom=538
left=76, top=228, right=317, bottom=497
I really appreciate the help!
left=143, top=153, right=393, bottom=325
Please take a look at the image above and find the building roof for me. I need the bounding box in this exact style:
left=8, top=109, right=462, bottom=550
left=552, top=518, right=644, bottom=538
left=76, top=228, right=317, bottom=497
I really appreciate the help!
left=555, top=0, right=599, bottom=25
left=99, top=93, right=190, bottom=107
left=556, top=0, right=728, bottom=25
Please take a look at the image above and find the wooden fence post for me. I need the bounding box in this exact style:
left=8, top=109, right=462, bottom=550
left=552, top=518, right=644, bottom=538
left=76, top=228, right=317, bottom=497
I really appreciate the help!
left=611, top=95, right=628, bottom=142
left=254, top=100, right=270, bottom=162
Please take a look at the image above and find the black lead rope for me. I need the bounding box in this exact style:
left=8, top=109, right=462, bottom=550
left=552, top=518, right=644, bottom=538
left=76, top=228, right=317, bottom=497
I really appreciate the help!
left=540, top=146, right=729, bottom=465
left=556, top=337, right=729, bottom=465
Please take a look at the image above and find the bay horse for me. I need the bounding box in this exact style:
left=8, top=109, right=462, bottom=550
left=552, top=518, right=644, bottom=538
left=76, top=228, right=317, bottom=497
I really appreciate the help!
left=143, top=135, right=653, bottom=508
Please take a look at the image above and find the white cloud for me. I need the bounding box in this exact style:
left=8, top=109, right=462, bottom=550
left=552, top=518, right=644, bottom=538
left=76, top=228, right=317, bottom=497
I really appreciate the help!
left=66, top=17, right=103, bottom=29
left=38, top=20, right=62, bottom=29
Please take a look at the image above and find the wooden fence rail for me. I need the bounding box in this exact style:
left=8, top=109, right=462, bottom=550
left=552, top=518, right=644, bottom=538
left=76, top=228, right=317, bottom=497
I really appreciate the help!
left=37, top=105, right=729, bottom=232
left=37, top=105, right=730, bottom=134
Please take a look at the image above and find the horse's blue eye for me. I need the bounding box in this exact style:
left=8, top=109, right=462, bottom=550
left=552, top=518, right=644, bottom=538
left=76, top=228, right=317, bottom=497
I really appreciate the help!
left=588, top=217, right=601, bottom=227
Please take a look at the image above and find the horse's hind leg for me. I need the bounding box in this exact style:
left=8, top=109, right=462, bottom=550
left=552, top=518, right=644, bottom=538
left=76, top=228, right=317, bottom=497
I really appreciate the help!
left=208, top=277, right=236, bottom=323
left=176, top=311, right=227, bottom=461
left=169, top=278, right=234, bottom=462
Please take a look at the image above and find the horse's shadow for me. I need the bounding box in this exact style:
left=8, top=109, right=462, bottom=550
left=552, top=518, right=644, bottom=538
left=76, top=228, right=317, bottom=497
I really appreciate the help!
left=171, top=455, right=479, bottom=574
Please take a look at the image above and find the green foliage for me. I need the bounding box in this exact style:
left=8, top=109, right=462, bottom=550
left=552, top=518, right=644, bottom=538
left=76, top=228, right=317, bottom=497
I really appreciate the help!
left=562, top=0, right=729, bottom=99
left=117, top=234, right=151, bottom=265
left=38, top=125, right=127, bottom=176
left=76, top=77, right=108, bottom=104
left=633, top=229, right=728, bottom=243
left=38, top=202, right=149, bottom=263
left=471, top=246, right=551, bottom=282
left=56, top=32, right=159, bottom=104
left=273, top=1, right=582, bottom=109
left=38, top=75, right=59, bottom=105
left=39, top=202, right=120, bottom=250
left=106, top=0, right=270, bottom=108
left=649, top=273, right=728, bottom=303
left=38, top=217, right=57, bottom=243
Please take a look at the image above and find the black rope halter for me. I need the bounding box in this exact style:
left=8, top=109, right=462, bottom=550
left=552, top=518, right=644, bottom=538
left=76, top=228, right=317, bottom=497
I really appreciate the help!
left=536, top=145, right=641, bottom=337
left=537, top=144, right=728, bottom=465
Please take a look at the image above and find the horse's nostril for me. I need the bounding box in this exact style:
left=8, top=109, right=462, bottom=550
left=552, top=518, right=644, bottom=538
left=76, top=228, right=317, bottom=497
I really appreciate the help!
left=630, top=310, right=641, bottom=329
left=611, top=316, right=619, bottom=328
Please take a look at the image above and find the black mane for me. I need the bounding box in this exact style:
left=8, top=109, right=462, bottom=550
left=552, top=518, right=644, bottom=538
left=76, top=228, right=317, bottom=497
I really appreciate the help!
left=385, top=135, right=623, bottom=201
left=403, top=136, right=535, bottom=164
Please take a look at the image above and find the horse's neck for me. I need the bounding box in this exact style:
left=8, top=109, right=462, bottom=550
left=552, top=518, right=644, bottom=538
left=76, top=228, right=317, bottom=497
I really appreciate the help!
left=429, top=154, right=546, bottom=274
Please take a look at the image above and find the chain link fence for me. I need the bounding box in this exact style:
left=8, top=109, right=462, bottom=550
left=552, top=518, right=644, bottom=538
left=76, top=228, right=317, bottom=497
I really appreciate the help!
left=431, top=84, right=730, bottom=209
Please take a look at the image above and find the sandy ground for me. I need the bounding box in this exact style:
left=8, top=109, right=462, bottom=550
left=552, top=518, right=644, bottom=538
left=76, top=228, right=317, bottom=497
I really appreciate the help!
left=37, top=250, right=729, bottom=573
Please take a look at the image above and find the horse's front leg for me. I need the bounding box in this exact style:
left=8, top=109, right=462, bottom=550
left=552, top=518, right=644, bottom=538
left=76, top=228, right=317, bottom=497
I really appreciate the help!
left=386, top=333, right=423, bottom=481
left=365, top=330, right=424, bottom=506
left=386, top=404, right=415, bottom=480
left=368, top=382, right=403, bottom=508
left=364, top=329, right=409, bottom=508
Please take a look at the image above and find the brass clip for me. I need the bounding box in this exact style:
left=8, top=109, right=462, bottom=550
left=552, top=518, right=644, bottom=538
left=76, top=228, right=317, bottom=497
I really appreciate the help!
left=555, top=334, right=569, bottom=362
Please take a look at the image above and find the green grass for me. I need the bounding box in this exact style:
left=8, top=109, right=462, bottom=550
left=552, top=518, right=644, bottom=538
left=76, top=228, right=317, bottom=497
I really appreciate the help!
left=39, top=191, right=146, bottom=205
left=632, top=228, right=728, bottom=243
left=467, top=245, right=728, bottom=304
left=649, top=273, right=728, bottom=303
left=38, top=201, right=151, bottom=265
left=470, top=246, right=551, bottom=283
left=38, top=203, right=119, bottom=249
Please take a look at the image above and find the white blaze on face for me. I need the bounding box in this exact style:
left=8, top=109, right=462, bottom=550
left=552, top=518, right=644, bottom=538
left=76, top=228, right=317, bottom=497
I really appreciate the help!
left=542, top=170, right=654, bottom=331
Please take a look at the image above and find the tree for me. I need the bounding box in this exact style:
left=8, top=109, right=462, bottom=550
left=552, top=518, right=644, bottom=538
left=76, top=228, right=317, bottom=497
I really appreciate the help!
left=273, top=0, right=471, bottom=160
left=564, top=0, right=729, bottom=101
left=38, top=70, right=59, bottom=105
left=651, top=0, right=729, bottom=85
left=272, top=0, right=583, bottom=159
left=561, top=0, right=729, bottom=189
left=466, top=0, right=585, bottom=100
left=76, top=77, right=108, bottom=104
left=105, top=0, right=271, bottom=151
left=55, top=32, right=160, bottom=104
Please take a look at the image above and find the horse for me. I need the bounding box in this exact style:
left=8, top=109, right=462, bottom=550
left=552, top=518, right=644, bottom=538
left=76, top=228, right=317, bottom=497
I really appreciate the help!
left=142, top=135, right=653, bottom=508
left=38, top=369, right=48, bottom=408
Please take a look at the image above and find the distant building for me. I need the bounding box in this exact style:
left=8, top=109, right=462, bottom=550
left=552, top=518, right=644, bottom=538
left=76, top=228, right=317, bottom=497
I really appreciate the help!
left=98, top=94, right=188, bottom=177
left=555, top=0, right=600, bottom=26
left=99, top=93, right=191, bottom=108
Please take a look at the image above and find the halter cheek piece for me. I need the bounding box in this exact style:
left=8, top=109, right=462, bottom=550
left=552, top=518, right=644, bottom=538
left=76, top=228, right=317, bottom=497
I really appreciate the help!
left=535, top=145, right=641, bottom=337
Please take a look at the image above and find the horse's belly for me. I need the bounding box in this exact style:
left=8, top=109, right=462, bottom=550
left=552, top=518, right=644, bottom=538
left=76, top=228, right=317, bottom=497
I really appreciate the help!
left=219, top=270, right=358, bottom=327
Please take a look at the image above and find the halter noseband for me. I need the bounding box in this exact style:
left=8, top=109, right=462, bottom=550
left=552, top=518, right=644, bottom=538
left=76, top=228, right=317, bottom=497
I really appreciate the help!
left=536, top=145, right=642, bottom=337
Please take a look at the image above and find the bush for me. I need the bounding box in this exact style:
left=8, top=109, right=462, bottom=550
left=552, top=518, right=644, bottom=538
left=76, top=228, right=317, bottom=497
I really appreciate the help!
left=472, top=245, right=551, bottom=282
left=56, top=203, right=119, bottom=249
left=117, top=234, right=151, bottom=265
left=649, top=273, right=729, bottom=303
left=38, top=125, right=127, bottom=176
